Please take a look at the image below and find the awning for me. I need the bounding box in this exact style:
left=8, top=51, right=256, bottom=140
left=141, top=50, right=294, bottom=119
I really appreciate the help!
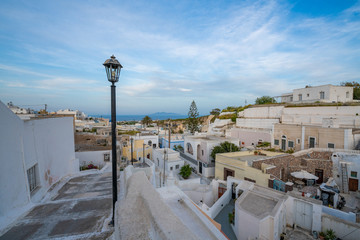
left=291, top=170, right=319, bottom=180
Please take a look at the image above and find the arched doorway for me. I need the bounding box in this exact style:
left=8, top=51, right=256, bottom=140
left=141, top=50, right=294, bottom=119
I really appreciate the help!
left=187, top=143, right=193, bottom=155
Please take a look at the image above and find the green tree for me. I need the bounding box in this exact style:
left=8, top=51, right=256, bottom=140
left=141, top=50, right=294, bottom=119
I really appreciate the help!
left=179, top=164, right=192, bottom=179
left=210, top=108, right=221, bottom=116
left=340, top=81, right=360, bottom=100
left=255, top=96, right=276, bottom=105
left=141, top=115, right=152, bottom=127
left=210, top=141, right=240, bottom=159
left=187, top=100, right=200, bottom=134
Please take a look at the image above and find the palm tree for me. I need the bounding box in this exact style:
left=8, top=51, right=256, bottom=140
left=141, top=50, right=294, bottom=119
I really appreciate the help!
left=141, top=115, right=152, bottom=127
left=210, top=141, right=240, bottom=159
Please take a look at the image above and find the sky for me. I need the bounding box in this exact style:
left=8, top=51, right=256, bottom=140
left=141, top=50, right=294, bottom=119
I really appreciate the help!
left=0, top=0, right=359, bottom=115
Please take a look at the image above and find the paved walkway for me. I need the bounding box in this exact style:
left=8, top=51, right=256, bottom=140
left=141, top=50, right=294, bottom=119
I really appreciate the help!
left=0, top=171, right=114, bottom=240
left=214, top=200, right=237, bottom=240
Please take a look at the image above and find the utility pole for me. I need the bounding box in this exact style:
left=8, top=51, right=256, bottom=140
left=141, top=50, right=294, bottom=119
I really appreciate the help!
left=143, top=143, right=145, bottom=164
left=130, top=137, right=134, bottom=165
left=163, top=149, right=166, bottom=186
left=168, top=120, right=171, bottom=149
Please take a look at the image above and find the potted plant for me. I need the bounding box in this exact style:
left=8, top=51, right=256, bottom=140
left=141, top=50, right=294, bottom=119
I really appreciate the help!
left=254, top=150, right=258, bottom=155
left=325, top=229, right=336, bottom=240
left=228, top=212, right=234, bottom=224
left=319, top=232, right=325, bottom=240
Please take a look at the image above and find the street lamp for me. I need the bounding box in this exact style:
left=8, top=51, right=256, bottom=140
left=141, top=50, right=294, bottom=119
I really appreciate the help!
left=103, top=55, right=123, bottom=225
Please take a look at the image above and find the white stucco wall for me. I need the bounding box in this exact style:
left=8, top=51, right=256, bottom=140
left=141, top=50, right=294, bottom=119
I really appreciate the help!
left=236, top=118, right=279, bottom=129
left=75, top=150, right=111, bottom=169
left=229, top=128, right=271, bottom=147
left=332, top=153, right=360, bottom=191
left=322, top=214, right=360, bottom=240
left=23, top=117, right=78, bottom=202
left=153, top=148, right=184, bottom=174
left=241, top=106, right=284, bottom=119
left=235, top=207, right=260, bottom=240
left=284, top=195, right=322, bottom=233
left=0, top=101, right=78, bottom=231
left=0, top=102, right=30, bottom=231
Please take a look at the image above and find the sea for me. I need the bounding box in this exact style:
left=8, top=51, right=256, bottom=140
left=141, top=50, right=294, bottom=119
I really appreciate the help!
left=89, top=113, right=188, bottom=121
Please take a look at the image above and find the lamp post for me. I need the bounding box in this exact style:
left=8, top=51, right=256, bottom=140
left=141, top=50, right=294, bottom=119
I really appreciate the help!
left=103, top=55, right=123, bottom=225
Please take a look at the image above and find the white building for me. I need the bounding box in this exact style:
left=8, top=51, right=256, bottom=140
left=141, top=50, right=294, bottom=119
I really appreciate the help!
left=7, top=101, right=35, bottom=114
left=57, top=109, right=86, bottom=120
left=184, top=134, right=239, bottom=177
left=281, top=84, right=353, bottom=103
left=131, top=133, right=159, bottom=148
left=331, top=152, right=360, bottom=192
left=152, top=148, right=184, bottom=174
left=0, top=101, right=79, bottom=231
left=206, top=177, right=322, bottom=240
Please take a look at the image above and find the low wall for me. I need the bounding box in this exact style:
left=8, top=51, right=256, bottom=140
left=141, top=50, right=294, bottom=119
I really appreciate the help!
left=115, top=171, right=198, bottom=240
left=322, top=214, right=360, bottom=240
left=322, top=206, right=356, bottom=223
left=206, top=189, right=231, bottom=219
left=75, top=150, right=111, bottom=169
left=203, top=166, right=215, bottom=178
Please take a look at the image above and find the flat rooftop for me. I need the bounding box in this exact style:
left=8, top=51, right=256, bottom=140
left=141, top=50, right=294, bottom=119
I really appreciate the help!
left=217, top=151, right=285, bottom=165
left=239, top=192, right=278, bottom=218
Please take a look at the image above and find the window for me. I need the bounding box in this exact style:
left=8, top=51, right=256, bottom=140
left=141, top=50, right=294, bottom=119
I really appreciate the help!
left=290, top=96, right=293, bottom=102
left=104, top=153, right=110, bottom=162
left=320, top=91, right=325, bottom=99
left=346, top=91, right=349, bottom=98
left=307, top=93, right=309, bottom=97
left=328, top=143, right=335, bottom=148
left=298, top=94, right=302, bottom=101
left=297, top=138, right=300, bottom=144
left=288, top=141, right=294, bottom=148
left=244, top=177, right=256, bottom=183
left=309, top=137, right=315, bottom=148
left=27, top=165, right=38, bottom=193
left=351, top=171, right=357, bottom=178
left=148, top=140, right=152, bottom=146
left=170, top=167, right=173, bottom=171
left=274, top=139, right=279, bottom=145
left=176, top=165, right=179, bottom=169
left=202, top=150, right=204, bottom=156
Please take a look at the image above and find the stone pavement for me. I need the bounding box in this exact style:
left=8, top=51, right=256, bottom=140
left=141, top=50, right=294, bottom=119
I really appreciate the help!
left=0, top=171, right=114, bottom=240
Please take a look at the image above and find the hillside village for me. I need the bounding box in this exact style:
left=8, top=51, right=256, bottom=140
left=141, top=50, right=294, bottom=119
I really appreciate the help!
left=1, top=83, right=360, bottom=240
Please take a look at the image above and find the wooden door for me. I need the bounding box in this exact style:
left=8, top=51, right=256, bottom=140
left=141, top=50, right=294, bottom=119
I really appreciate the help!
left=315, top=169, right=324, bottom=184
left=218, top=186, right=227, bottom=199
left=349, top=178, right=359, bottom=191
left=224, top=168, right=234, bottom=181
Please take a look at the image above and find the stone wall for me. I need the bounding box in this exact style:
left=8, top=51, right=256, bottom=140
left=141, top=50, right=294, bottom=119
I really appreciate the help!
left=252, top=151, right=333, bottom=182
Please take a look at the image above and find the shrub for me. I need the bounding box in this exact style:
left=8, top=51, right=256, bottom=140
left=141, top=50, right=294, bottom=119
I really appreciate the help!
left=180, top=165, right=192, bottom=179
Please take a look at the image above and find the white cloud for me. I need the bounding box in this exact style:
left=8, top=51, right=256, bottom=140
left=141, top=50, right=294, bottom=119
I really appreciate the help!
left=179, top=88, right=192, bottom=92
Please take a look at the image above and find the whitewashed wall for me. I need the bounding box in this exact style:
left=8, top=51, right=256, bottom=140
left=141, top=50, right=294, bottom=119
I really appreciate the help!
left=322, top=214, right=360, bottom=240
left=229, top=128, right=271, bottom=147
left=0, top=101, right=78, bottom=232
left=236, top=118, right=279, bottom=129
left=241, top=106, right=284, bottom=119
left=75, top=150, right=111, bottom=169
left=332, top=153, right=360, bottom=191
left=0, top=102, right=30, bottom=232
left=23, top=117, right=78, bottom=202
